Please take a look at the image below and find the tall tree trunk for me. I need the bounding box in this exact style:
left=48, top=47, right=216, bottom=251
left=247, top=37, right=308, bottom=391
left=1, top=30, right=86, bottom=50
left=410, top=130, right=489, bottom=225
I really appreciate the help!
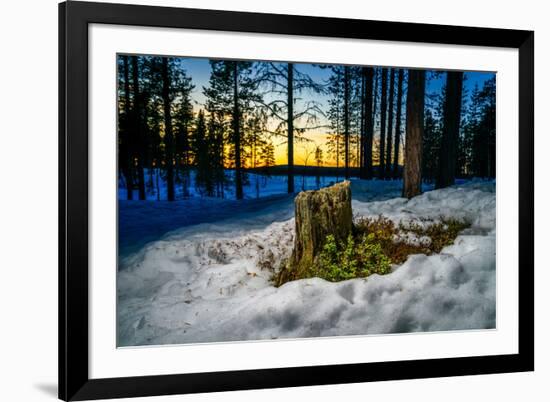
left=161, top=58, right=175, bottom=201
left=233, top=62, right=243, bottom=200
left=385, top=69, right=395, bottom=178
left=287, top=63, right=295, bottom=193
left=379, top=68, right=388, bottom=179
left=131, top=56, right=146, bottom=200
left=393, top=69, right=404, bottom=178
left=488, top=108, right=496, bottom=178
left=344, top=66, right=350, bottom=179
left=359, top=72, right=365, bottom=177
left=372, top=68, right=379, bottom=123
left=121, top=55, right=133, bottom=200
left=436, top=71, right=463, bottom=189
left=363, top=67, right=374, bottom=179
left=182, top=122, right=190, bottom=198
left=403, top=69, right=426, bottom=199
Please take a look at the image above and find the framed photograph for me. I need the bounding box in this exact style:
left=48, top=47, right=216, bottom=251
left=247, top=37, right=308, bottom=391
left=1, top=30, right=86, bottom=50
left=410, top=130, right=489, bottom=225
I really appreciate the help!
left=59, top=1, right=534, bottom=400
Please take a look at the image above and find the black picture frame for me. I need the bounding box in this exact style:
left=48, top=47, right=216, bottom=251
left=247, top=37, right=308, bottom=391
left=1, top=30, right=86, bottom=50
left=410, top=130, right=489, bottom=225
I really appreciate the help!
left=59, top=1, right=534, bottom=400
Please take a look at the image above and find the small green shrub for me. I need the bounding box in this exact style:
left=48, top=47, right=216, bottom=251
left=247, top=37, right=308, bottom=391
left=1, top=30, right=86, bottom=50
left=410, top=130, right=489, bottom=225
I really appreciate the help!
left=274, top=215, right=470, bottom=286
left=312, top=233, right=392, bottom=282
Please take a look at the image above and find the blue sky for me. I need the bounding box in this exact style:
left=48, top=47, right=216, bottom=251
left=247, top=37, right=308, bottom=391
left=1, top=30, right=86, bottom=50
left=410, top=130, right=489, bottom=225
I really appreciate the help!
left=177, top=57, right=494, bottom=107
left=173, top=57, right=495, bottom=165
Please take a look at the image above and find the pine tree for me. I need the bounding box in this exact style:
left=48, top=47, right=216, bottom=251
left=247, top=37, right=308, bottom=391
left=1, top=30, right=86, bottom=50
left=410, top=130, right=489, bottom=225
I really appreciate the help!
left=314, top=146, right=323, bottom=189
left=207, top=111, right=227, bottom=198
left=142, top=57, right=163, bottom=200
left=379, top=68, right=388, bottom=179
left=479, top=77, right=496, bottom=178
left=327, top=65, right=363, bottom=178
left=160, top=58, right=176, bottom=200
left=193, top=110, right=214, bottom=196
left=326, top=68, right=344, bottom=175
left=246, top=111, right=270, bottom=198
left=392, top=69, right=404, bottom=178
left=172, top=63, right=195, bottom=198
left=422, top=109, right=439, bottom=182
left=385, top=68, right=395, bottom=177
left=131, top=56, right=147, bottom=200
left=363, top=67, right=375, bottom=179
left=344, top=66, right=350, bottom=179
left=204, top=60, right=260, bottom=200
left=118, top=55, right=134, bottom=200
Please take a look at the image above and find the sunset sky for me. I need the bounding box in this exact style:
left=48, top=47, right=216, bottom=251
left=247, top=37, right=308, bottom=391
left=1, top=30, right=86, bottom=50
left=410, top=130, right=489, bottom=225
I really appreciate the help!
left=175, top=57, right=495, bottom=167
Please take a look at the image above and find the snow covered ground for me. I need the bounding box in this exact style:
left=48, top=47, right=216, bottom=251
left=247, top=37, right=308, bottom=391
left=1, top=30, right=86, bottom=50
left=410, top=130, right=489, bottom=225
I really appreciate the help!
left=119, top=170, right=343, bottom=201
left=117, top=179, right=496, bottom=346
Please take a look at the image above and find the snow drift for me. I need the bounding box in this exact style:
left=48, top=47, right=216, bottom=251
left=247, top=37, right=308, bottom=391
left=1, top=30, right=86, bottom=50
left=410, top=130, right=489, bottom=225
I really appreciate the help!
left=117, top=180, right=496, bottom=346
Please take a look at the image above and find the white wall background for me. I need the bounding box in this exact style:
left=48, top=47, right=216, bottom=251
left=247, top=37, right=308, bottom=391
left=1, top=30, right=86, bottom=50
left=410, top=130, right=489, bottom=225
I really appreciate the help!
left=0, top=0, right=545, bottom=401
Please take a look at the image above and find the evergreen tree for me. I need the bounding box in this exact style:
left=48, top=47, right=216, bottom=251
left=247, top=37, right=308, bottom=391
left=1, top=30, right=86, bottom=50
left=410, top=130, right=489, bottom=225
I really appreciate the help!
left=246, top=111, right=270, bottom=198
left=193, top=110, right=214, bottom=195
left=344, top=66, right=350, bottom=179
left=436, top=71, right=464, bottom=189
left=460, top=78, right=495, bottom=178
left=204, top=60, right=260, bottom=199
left=117, top=55, right=134, bottom=200
left=363, top=67, right=375, bottom=179
left=206, top=111, right=228, bottom=198
left=131, top=56, right=147, bottom=200
left=379, top=68, right=388, bottom=178
left=327, top=65, right=362, bottom=178
left=315, top=146, right=324, bottom=189
left=172, top=63, right=195, bottom=198
left=326, top=68, right=344, bottom=175
left=385, top=68, right=395, bottom=177
left=422, top=109, right=439, bottom=182
left=479, top=77, right=496, bottom=178
left=161, top=57, right=176, bottom=201
left=392, top=69, right=404, bottom=178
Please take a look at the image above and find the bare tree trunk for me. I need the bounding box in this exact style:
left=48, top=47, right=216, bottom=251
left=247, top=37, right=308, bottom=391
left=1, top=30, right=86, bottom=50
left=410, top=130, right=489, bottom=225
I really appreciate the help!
left=161, top=58, right=175, bottom=201
left=385, top=69, right=395, bottom=178
left=379, top=68, right=388, bottom=179
left=287, top=63, right=295, bottom=193
left=131, top=56, right=146, bottom=200
left=233, top=62, right=243, bottom=200
left=393, top=69, right=404, bottom=178
left=359, top=71, right=365, bottom=178
left=436, top=71, right=463, bottom=189
left=344, top=66, right=350, bottom=179
left=277, top=181, right=353, bottom=285
left=364, top=67, right=374, bottom=179
left=403, top=69, right=426, bottom=199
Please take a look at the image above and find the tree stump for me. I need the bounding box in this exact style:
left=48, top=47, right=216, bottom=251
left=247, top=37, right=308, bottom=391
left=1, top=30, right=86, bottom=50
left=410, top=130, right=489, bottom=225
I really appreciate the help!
left=277, top=181, right=353, bottom=285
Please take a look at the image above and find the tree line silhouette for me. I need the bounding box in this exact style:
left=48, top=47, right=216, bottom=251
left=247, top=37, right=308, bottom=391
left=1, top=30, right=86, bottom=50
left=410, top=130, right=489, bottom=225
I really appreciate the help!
left=117, top=55, right=496, bottom=201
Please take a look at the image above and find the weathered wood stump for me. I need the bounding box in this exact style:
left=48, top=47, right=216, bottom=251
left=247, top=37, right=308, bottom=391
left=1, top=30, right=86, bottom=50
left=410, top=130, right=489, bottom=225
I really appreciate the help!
left=276, top=181, right=353, bottom=285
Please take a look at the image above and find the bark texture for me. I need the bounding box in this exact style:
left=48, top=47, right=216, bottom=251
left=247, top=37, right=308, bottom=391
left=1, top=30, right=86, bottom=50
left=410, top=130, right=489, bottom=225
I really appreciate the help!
left=287, top=63, right=294, bottom=193
left=277, top=181, right=353, bottom=285
left=402, top=69, right=426, bottom=199
left=435, top=71, right=463, bottom=189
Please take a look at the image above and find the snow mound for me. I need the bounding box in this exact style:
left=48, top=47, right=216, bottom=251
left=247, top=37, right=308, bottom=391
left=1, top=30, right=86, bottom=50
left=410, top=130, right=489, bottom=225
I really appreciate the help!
left=117, top=182, right=496, bottom=346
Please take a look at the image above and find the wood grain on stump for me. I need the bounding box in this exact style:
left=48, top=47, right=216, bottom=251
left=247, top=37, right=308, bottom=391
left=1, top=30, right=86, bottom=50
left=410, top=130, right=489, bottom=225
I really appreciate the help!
left=277, top=181, right=353, bottom=285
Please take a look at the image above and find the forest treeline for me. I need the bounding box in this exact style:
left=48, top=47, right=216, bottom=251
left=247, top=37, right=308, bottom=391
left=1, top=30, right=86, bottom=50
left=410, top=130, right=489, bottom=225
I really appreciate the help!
left=117, top=55, right=496, bottom=201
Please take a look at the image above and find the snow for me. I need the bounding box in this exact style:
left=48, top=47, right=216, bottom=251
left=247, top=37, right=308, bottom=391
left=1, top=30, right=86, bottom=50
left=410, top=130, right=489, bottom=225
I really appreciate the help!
left=119, top=169, right=344, bottom=201
left=117, top=179, right=496, bottom=346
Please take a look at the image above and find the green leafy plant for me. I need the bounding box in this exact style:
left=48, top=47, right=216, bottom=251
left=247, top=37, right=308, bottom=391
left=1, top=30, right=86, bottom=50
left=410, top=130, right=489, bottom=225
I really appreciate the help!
left=275, top=215, right=470, bottom=286
left=313, top=233, right=392, bottom=282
